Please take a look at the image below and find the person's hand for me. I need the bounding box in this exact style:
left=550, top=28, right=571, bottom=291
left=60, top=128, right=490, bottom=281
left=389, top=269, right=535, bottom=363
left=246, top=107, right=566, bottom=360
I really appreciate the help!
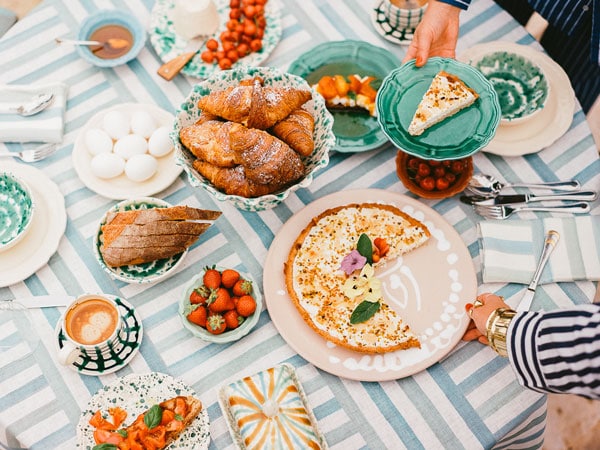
left=402, top=0, right=462, bottom=67
left=462, top=293, right=511, bottom=345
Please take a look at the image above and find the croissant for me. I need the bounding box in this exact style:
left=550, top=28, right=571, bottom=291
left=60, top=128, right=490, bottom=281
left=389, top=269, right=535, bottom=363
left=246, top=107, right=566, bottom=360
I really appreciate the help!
left=180, top=120, right=237, bottom=167
left=228, top=123, right=305, bottom=186
left=270, top=108, right=315, bottom=156
left=192, top=160, right=281, bottom=198
left=197, top=78, right=312, bottom=129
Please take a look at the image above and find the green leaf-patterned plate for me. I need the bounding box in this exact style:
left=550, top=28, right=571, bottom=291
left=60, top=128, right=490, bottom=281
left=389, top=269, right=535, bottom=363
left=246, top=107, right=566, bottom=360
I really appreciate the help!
left=376, top=57, right=501, bottom=160
left=77, top=372, right=210, bottom=449
left=0, top=172, right=34, bottom=252
left=288, top=40, right=401, bottom=153
left=149, top=0, right=282, bottom=79
left=94, top=197, right=187, bottom=283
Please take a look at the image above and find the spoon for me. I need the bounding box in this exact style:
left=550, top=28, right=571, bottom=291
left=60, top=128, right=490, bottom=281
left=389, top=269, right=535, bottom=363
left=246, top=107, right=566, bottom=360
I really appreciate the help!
left=55, top=38, right=130, bottom=50
left=0, top=92, right=55, bottom=116
left=466, top=174, right=581, bottom=197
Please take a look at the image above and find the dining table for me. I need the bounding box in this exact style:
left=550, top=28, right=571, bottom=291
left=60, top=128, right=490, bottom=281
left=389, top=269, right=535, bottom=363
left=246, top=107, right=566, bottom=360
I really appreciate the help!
left=1, top=0, right=599, bottom=449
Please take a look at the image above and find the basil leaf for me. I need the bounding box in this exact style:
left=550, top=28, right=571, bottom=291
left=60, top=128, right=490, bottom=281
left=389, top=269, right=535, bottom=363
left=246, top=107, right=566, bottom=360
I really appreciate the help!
left=175, top=414, right=184, bottom=421
left=92, top=444, right=118, bottom=450
left=117, top=429, right=128, bottom=438
left=144, top=404, right=163, bottom=429
left=356, top=233, right=373, bottom=264
left=350, top=300, right=380, bottom=324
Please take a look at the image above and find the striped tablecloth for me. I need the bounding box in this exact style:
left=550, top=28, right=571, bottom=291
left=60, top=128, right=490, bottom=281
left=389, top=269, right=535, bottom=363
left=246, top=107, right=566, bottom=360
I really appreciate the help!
left=1, top=0, right=598, bottom=449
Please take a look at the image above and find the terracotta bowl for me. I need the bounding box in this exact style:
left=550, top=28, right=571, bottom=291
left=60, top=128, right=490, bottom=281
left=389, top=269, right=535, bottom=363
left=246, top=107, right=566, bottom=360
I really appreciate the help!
left=395, top=151, right=473, bottom=199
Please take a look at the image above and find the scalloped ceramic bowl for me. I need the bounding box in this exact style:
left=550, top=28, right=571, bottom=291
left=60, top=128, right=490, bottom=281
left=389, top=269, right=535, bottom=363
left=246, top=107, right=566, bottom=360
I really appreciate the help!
left=93, top=197, right=187, bottom=284
left=172, top=65, right=335, bottom=211
left=76, top=9, right=146, bottom=68
left=0, top=172, right=35, bottom=252
left=178, top=267, right=262, bottom=344
left=471, top=50, right=549, bottom=125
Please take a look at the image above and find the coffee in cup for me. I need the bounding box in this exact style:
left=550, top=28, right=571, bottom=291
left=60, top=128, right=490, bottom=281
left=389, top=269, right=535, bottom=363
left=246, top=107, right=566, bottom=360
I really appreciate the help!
left=382, top=0, right=428, bottom=30
left=57, top=294, right=123, bottom=366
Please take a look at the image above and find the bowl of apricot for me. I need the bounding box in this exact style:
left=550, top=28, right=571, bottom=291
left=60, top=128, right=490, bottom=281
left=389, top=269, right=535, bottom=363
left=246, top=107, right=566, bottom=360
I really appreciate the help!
left=396, top=150, right=473, bottom=199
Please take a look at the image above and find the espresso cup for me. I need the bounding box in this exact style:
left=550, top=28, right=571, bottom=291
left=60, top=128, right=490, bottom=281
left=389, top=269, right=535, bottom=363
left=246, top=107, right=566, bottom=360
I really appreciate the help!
left=382, top=0, right=428, bottom=30
left=57, top=294, right=123, bottom=366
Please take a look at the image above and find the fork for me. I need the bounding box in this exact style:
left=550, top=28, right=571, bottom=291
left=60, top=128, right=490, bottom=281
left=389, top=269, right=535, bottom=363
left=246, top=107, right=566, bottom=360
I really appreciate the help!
left=0, top=143, right=58, bottom=162
left=474, top=202, right=591, bottom=219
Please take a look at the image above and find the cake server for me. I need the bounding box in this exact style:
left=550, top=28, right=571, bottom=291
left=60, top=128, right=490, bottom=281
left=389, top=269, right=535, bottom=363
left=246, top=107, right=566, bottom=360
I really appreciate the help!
left=515, top=230, right=560, bottom=312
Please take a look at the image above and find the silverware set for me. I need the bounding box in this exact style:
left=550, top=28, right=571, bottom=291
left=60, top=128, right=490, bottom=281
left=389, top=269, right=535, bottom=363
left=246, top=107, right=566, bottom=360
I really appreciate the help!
left=464, top=173, right=597, bottom=219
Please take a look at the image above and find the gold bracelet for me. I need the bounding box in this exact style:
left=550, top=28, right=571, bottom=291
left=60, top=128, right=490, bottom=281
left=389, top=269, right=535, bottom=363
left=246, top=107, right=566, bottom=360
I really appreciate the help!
left=485, top=307, right=517, bottom=357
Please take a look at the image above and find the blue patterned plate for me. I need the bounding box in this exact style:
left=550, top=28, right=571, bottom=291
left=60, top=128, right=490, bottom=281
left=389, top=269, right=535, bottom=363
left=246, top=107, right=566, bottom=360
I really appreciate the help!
left=376, top=57, right=501, bottom=160
left=94, top=197, right=187, bottom=283
left=288, top=40, right=401, bottom=153
left=77, top=372, right=210, bottom=449
left=0, top=172, right=34, bottom=252
left=55, top=296, right=142, bottom=376
left=173, top=65, right=335, bottom=211
left=149, top=0, right=282, bottom=79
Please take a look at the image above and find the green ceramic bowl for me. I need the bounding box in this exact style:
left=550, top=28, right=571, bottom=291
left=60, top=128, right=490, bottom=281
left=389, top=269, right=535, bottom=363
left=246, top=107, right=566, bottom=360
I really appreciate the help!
left=0, top=172, right=34, bottom=252
left=288, top=40, right=401, bottom=153
left=376, top=57, right=501, bottom=160
left=471, top=50, right=549, bottom=124
left=94, top=197, right=187, bottom=284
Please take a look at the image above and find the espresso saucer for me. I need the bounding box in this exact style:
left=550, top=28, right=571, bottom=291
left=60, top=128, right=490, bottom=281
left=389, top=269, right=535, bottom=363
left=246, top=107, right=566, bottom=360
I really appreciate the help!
left=54, top=296, right=143, bottom=376
left=370, top=0, right=416, bottom=46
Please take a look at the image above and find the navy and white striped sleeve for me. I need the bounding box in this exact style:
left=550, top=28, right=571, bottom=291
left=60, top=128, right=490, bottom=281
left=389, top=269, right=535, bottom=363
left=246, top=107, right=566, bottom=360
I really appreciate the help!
left=437, top=0, right=472, bottom=10
left=507, top=304, right=600, bottom=399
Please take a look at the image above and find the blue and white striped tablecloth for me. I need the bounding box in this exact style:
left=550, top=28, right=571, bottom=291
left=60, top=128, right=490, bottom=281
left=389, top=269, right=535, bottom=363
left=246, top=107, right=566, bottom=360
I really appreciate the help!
left=0, top=0, right=598, bottom=449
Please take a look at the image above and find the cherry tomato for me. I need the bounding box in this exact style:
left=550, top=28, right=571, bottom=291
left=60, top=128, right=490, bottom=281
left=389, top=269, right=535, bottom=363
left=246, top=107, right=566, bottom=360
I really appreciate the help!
left=226, top=49, right=239, bottom=63
left=206, top=39, right=219, bottom=51
left=229, top=8, right=242, bottom=19
left=237, top=43, right=250, bottom=57
left=200, top=50, right=215, bottom=63
left=218, top=58, right=233, bottom=69
left=230, top=0, right=241, bottom=7
left=419, top=176, right=435, bottom=191
left=433, top=166, right=446, bottom=178
left=417, top=162, right=430, bottom=177
left=249, top=39, right=263, bottom=52
left=445, top=172, right=456, bottom=184
left=436, top=177, right=450, bottom=191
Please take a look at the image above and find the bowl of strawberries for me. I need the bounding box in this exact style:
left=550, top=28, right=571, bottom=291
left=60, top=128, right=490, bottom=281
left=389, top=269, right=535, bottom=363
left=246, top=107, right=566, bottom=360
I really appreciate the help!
left=179, top=265, right=262, bottom=343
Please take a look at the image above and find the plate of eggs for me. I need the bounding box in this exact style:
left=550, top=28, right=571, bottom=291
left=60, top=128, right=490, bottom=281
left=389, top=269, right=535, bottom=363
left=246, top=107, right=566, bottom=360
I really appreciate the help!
left=72, top=103, right=182, bottom=200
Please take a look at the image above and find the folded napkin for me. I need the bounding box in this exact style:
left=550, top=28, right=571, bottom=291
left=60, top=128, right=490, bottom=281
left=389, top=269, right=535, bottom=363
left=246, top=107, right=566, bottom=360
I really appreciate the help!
left=0, top=82, right=68, bottom=143
left=479, top=216, right=600, bottom=284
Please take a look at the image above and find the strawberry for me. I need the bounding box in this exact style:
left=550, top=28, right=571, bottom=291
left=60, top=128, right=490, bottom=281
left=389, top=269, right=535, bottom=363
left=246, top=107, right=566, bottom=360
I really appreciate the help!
left=189, top=285, right=210, bottom=305
left=221, top=269, right=240, bottom=289
left=224, top=309, right=244, bottom=329
left=203, top=266, right=222, bottom=290
left=206, top=313, right=226, bottom=334
left=232, top=279, right=253, bottom=297
left=208, top=287, right=234, bottom=313
left=236, top=295, right=256, bottom=317
left=187, top=305, right=207, bottom=327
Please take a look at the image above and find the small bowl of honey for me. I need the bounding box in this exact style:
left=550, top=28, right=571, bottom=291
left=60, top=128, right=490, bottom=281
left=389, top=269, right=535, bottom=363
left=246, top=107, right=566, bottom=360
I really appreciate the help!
left=76, top=9, right=146, bottom=68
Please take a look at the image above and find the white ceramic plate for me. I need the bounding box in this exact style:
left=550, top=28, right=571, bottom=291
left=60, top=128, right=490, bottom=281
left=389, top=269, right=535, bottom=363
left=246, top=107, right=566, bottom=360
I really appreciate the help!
left=0, top=163, right=66, bottom=287
left=77, top=372, right=210, bottom=449
left=458, top=41, right=575, bottom=156
left=263, top=188, right=477, bottom=382
left=54, top=295, right=143, bottom=376
left=94, top=197, right=188, bottom=284
left=72, top=103, right=182, bottom=200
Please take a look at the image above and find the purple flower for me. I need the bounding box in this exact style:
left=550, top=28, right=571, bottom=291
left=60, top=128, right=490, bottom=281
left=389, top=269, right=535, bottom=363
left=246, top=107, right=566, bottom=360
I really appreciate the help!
left=340, top=250, right=367, bottom=275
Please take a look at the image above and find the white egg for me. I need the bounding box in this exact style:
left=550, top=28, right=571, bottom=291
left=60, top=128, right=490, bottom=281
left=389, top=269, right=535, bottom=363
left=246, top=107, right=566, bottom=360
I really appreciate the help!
left=90, top=153, right=125, bottom=179
left=113, top=134, right=148, bottom=160
left=84, top=128, right=113, bottom=156
left=102, top=111, right=130, bottom=139
left=125, top=154, right=158, bottom=182
left=148, top=126, right=173, bottom=157
left=130, top=111, right=157, bottom=139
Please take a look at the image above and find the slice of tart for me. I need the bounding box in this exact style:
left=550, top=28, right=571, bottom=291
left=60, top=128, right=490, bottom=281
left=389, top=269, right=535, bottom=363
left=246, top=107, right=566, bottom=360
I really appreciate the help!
left=407, top=70, right=479, bottom=136
left=284, top=203, right=430, bottom=353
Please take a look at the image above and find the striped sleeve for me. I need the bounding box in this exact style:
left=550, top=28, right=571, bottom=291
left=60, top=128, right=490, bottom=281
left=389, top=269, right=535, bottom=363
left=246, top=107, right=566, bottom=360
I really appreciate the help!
left=437, top=0, right=471, bottom=10
left=528, top=0, right=591, bottom=35
left=507, top=304, right=600, bottom=399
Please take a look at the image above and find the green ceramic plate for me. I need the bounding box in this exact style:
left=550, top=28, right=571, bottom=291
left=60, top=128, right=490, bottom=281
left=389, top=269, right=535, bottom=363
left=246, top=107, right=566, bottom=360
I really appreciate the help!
left=288, top=40, right=401, bottom=153
left=376, top=57, right=501, bottom=160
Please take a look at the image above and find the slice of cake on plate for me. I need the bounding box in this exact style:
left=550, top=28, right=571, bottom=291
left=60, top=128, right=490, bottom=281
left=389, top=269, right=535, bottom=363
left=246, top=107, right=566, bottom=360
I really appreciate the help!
left=408, top=70, right=479, bottom=136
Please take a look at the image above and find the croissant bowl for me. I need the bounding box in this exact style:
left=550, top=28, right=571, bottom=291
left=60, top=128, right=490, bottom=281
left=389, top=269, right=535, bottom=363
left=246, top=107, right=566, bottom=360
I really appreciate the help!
left=172, top=66, right=335, bottom=211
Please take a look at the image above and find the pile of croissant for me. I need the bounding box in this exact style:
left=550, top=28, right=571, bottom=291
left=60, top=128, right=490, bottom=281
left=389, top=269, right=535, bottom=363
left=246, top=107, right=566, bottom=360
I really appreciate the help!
left=179, top=77, right=315, bottom=198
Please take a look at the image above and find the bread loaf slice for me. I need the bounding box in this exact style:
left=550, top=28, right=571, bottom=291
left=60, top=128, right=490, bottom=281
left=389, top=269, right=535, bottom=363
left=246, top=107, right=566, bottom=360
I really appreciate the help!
left=100, top=206, right=221, bottom=267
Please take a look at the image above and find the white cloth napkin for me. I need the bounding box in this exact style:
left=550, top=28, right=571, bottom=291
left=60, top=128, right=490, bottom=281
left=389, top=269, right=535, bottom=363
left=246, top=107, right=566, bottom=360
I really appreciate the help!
left=478, top=215, right=600, bottom=284
left=0, top=82, right=68, bottom=143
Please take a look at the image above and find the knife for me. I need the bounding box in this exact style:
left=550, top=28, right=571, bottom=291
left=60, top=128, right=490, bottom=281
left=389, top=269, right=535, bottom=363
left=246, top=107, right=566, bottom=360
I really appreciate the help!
left=462, top=190, right=597, bottom=205
left=157, top=35, right=209, bottom=81
left=515, top=230, right=560, bottom=312
left=3, top=295, right=75, bottom=309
